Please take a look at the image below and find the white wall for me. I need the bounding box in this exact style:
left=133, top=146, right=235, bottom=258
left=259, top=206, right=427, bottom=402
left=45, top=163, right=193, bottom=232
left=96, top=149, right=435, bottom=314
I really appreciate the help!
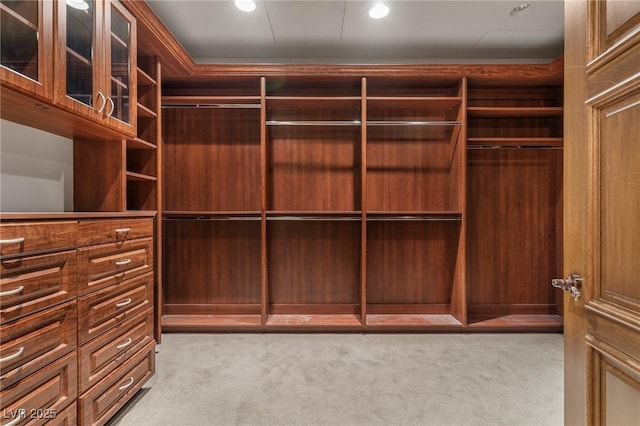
left=0, top=119, right=73, bottom=212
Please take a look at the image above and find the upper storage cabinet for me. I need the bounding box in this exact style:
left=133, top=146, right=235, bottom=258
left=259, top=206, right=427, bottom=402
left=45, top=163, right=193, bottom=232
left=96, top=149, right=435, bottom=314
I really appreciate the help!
left=55, top=0, right=136, bottom=135
left=0, top=0, right=53, bottom=98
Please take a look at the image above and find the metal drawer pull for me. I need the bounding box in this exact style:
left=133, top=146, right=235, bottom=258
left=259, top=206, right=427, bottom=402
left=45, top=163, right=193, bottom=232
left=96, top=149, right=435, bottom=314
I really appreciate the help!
left=118, top=376, right=135, bottom=391
left=96, top=91, right=107, bottom=113
left=115, top=227, right=131, bottom=234
left=116, top=298, right=132, bottom=308
left=0, top=286, right=25, bottom=297
left=0, top=237, right=25, bottom=244
left=0, top=346, right=24, bottom=363
left=106, top=97, right=115, bottom=118
left=116, top=338, right=133, bottom=349
left=3, top=413, right=25, bottom=426
left=115, top=258, right=132, bottom=266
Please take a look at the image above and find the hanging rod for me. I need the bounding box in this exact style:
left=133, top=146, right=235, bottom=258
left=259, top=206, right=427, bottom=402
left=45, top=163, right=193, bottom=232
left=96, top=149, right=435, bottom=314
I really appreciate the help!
left=467, top=145, right=563, bottom=150
left=266, top=215, right=361, bottom=221
left=163, top=216, right=261, bottom=221
left=367, top=215, right=462, bottom=221
left=367, top=120, right=462, bottom=126
left=162, top=104, right=261, bottom=109
left=266, top=120, right=362, bottom=126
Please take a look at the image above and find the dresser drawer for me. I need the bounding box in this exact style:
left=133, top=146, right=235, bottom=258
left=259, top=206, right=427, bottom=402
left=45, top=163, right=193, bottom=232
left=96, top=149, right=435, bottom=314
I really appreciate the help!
left=78, top=238, right=153, bottom=295
left=47, top=401, right=77, bottom=426
left=79, top=342, right=155, bottom=426
left=0, top=221, right=76, bottom=258
left=0, top=251, right=77, bottom=324
left=78, top=219, right=154, bottom=247
left=0, top=302, right=77, bottom=391
left=0, top=352, right=77, bottom=426
left=78, top=309, right=154, bottom=394
left=78, top=272, right=154, bottom=345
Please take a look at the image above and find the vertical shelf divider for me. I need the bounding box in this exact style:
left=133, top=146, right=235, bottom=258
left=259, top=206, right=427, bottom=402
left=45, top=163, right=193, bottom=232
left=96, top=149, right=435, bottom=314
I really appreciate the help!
left=451, top=77, right=467, bottom=325
left=154, top=58, right=163, bottom=341
left=360, top=77, right=368, bottom=327
left=260, top=76, right=268, bottom=326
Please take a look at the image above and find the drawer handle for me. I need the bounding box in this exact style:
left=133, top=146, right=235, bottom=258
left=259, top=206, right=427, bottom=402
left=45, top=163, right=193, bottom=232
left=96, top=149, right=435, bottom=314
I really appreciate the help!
left=2, top=413, right=26, bottom=426
left=0, top=346, right=24, bottom=363
left=115, top=258, right=132, bottom=266
left=115, top=227, right=131, bottom=234
left=0, top=286, right=25, bottom=297
left=116, top=338, right=133, bottom=349
left=116, top=298, right=132, bottom=308
left=118, top=376, right=135, bottom=391
left=0, top=237, right=25, bottom=245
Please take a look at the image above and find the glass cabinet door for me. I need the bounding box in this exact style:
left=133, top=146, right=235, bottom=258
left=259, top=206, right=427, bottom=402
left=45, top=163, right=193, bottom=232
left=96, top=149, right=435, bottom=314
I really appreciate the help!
left=107, top=1, right=134, bottom=125
left=0, top=0, right=52, bottom=97
left=65, top=0, right=96, bottom=108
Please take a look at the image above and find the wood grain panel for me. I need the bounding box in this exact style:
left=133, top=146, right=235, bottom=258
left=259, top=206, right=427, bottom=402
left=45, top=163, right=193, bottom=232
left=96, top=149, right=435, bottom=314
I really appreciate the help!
left=78, top=309, right=153, bottom=394
left=600, top=96, right=640, bottom=310
left=366, top=221, right=459, bottom=305
left=0, top=250, right=76, bottom=324
left=605, top=0, right=640, bottom=43
left=268, top=221, right=360, bottom=305
left=78, top=272, right=153, bottom=345
left=78, top=218, right=153, bottom=246
left=268, top=127, right=361, bottom=211
left=367, top=136, right=457, bottom=211
left=78, top=342, right=155, bottom=426
left=0, top=221, right=76, bottom=257
left=77, top=237, right=153, bottom=295
left=163, top=108, right=261, bottom=211
left=467, top=149, right=562, bottom=308
left=0, top=352, right=77, bottom=422
left=74, top=138, right=126, bottom=212
left=0, top=301, right=77, bottom=390
left=163, top=220, right=261, bottom=306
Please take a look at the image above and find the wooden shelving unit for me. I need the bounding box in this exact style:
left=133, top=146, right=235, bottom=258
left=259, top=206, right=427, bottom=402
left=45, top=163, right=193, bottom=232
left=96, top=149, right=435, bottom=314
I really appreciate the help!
left=160, top=71, right=563, bottom=332
left=466, top=84, right=563, bottom=330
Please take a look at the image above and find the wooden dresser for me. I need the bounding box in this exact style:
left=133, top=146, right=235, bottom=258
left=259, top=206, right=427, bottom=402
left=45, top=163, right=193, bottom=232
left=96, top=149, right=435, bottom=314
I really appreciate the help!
left=0, top=213, right=155, bottom=426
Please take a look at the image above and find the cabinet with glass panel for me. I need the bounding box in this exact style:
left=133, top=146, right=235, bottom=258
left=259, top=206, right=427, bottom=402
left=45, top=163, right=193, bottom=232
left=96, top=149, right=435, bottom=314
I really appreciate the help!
left=55, top=0, right=137, bottom=135
left=0, top=0, right=54, bottom=99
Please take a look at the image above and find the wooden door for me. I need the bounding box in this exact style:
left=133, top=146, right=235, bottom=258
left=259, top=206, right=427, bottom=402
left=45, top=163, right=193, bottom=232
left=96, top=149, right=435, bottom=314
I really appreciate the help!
left=564, top=1, right=640, bottom=424
left=0, top=0, right=53, bottom=99
left=103, top=0, right=136, bottom=134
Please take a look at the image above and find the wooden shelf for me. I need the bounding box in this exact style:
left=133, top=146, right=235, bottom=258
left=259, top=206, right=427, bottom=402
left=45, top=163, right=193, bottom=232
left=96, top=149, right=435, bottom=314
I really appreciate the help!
left=136, top=67, right=156, bottom=86
left=267, top=96, right=361, bottom=109
left=467, top=315, right=563, bottom=331
left=267, top=211, right=361, bottom=220
left=162, top=95, right=260, bottom=108
left=367, top=96, right=461, bottom=109
left=137, top=103, right=157, bottom=118
left=467, top=106, right=563, bottom=118
left=126, top=171, right=157, bottom=182
left=164, top=211, right=261, bottom=216
left=366, top=314, right=462, bottom=327
left=162, top=315, right=262, bottom=331
left=266, top=314, right=362, bottom=327
left=127, top=137, right=156, bottom=150
left=467, top=137, right=563, bottom=147
left=366, top=211, right=462, bottom=220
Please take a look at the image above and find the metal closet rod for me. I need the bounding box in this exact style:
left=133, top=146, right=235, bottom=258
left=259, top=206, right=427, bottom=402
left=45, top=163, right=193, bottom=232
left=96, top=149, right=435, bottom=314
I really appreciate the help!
left=162, top=104, right=261, bottom=109
left=467, top=145, right=563, bottom=150
left=266, top=120, right=462, bottom=126
left=163, top=216, right=261, bottom=221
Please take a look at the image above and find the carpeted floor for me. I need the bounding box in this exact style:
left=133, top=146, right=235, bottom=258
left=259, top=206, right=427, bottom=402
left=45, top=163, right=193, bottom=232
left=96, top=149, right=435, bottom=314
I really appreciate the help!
left=109, top=333, right=563, bottom=426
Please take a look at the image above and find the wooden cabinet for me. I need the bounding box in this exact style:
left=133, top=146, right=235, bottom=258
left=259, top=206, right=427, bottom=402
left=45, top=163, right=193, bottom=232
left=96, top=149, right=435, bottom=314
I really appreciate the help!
left=161, top=66, right=563, bottom=332
left=0, top=214, right=156, bottom=425
left=0, top=0, right=54, bottom=99
left=466, top=83, right=563, bottom=330
left=54, top=0, right=137, bottom=136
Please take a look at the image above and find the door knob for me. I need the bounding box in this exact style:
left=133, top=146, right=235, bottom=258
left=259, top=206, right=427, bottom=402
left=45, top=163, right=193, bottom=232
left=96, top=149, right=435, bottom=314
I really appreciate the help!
left=552, top=274, right=583, bottom=301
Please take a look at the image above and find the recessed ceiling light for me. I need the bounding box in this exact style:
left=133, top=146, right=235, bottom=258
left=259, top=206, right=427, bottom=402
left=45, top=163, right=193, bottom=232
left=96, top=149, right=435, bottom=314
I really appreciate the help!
left=66, top=0, right=89, bottom=10
left=509, top=2, right=535, bottom=17
left=369, top=3, right=389, bottom=19
left=235, top=0, right=256, bottom=13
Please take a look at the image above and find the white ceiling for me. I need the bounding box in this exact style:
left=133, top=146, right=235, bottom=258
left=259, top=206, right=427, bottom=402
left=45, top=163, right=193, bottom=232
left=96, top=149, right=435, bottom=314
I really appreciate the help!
left=147, top=0, right=564, bottom=64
